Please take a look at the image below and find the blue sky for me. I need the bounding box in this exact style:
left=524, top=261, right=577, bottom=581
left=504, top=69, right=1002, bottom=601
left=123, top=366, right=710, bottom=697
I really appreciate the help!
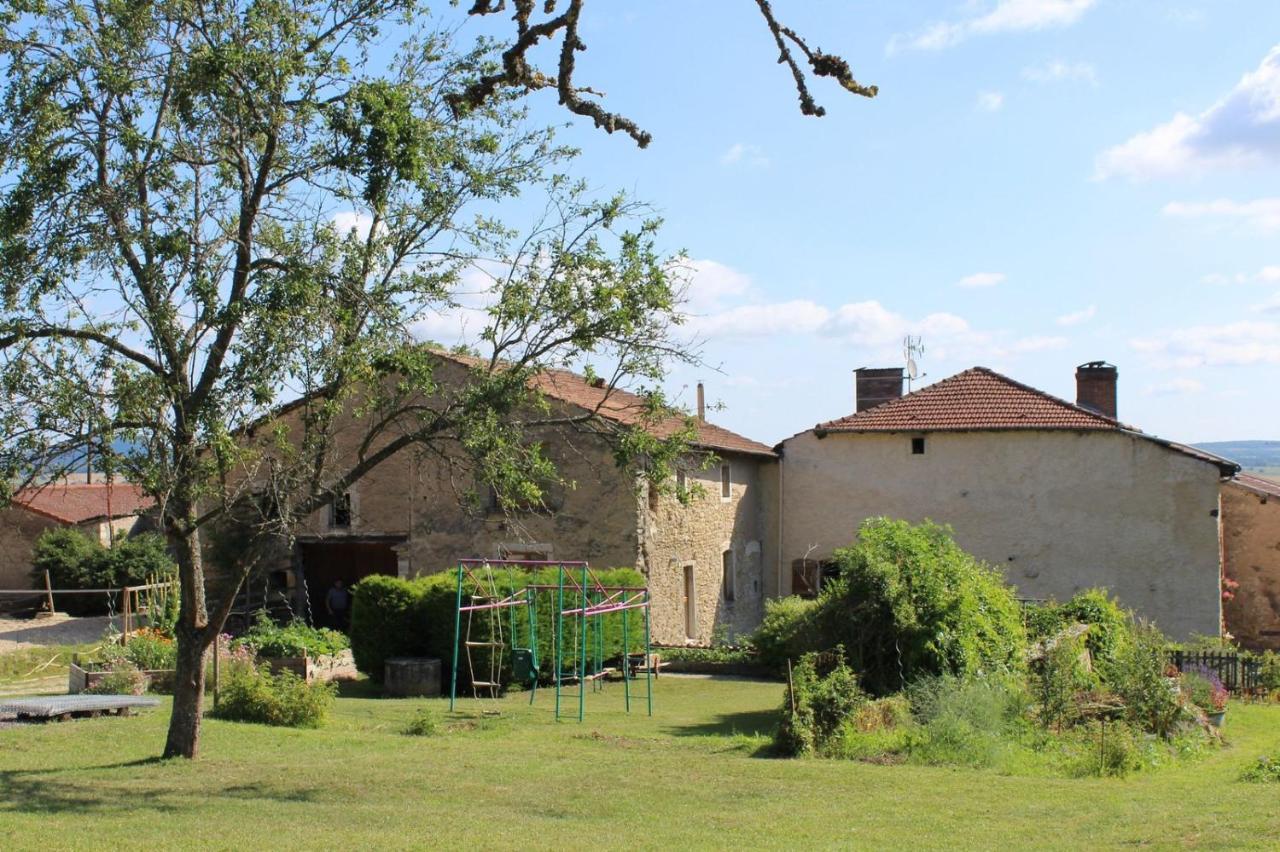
left=452, top=1, right=1280, bottom=445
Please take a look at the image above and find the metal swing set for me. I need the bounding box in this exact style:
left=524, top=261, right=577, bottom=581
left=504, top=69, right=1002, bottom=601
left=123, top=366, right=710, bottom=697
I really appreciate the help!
left=448, top=559, right=653, bottom=721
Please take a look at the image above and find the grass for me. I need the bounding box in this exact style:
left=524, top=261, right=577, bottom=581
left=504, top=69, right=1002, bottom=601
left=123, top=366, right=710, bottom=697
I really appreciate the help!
left=2, top=677, right=1280, bottom=849
left=0, top=643, right=99, bottom=694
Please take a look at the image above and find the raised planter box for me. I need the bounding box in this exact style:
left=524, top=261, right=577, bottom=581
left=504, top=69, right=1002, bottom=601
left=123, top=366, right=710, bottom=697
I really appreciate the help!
left=261, top=650, right=357, bottom=684
left=384, top=657, right=441, bottom=697
left=68, top=660, right=175, bottom=694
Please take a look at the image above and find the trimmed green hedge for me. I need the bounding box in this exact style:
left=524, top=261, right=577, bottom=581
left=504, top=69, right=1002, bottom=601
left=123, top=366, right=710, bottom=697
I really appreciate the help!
left=351, top=567, right=646, bottom=686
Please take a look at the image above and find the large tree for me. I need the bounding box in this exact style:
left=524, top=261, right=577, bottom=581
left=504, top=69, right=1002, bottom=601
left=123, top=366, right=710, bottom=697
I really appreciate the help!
left=0, top=0, right=873, bottom=759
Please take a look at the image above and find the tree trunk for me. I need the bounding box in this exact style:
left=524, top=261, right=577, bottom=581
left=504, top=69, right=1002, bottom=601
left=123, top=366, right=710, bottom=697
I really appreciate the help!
left=163, top=622, right=212, bottom=759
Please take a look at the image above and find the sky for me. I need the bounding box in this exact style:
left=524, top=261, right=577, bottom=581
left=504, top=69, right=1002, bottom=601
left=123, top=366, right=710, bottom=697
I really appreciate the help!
left=445, top=0, right=1280, bottom=446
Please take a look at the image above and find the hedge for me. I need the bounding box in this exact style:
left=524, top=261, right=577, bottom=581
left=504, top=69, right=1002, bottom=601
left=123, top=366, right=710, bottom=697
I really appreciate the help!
left=350, top=567, right=646, bottom=686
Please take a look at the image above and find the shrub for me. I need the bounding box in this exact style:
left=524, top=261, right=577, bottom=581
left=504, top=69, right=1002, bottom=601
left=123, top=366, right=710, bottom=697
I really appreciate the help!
left=775, top=647, right=866, bottom=757
left=123, top=630, right=177, bottom=671
left=904, top=674, right=1030, bottom=768
left=1107, top=621, right=1182, bottom=737
left=1022, top=601, right=1065, bottom=642
left=236, top=611, right=349, bottom=659
left=1180, top=666, right=1228, bottom=713
left=751, top=595, right=821, bottom=673
left=402, top=707, right=440, bottom=737
left=1259, top=651, right=1280, bottom=693
left=350, top=567, right=646, bottom=685
left=212, top=660, right=335, bottom=727
left=1059, top=589, right=1131, bottom=672
left=85, top=662, right=147, bottom=696
left=820, top=518, right=1027, bottom=694
left=1032, top=630, right=1097, bottom=730
left=31, top=528, right=175, bottom=616
left=1241, top=752, right=1280, bottom=783
left=1058, top=720, right=1145, bottom=778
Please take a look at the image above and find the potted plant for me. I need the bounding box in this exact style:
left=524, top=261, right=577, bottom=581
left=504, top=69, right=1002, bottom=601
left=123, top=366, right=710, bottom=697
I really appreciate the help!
left=1180, top=666, right=1229, bottom=728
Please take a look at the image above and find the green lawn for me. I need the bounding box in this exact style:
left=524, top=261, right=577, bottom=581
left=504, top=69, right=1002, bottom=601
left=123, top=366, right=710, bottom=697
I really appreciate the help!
left=2, top=677, right=1280, bottom=850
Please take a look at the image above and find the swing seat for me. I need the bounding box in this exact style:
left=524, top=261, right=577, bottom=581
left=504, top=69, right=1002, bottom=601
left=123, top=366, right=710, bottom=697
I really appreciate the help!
left=512, top=648, right=538, bottom=684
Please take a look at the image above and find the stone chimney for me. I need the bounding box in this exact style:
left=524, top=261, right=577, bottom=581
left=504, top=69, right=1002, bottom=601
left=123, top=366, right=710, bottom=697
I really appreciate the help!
left=854, top=367, right=904, bottom=412
left=1075, top=361, right=1118, bottom=419
left=696, top=381, right=705, bottom=423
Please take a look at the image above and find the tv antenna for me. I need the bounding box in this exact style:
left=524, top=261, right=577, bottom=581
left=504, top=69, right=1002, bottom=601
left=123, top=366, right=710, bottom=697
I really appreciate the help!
left=904, top=336, right=925, bottom=391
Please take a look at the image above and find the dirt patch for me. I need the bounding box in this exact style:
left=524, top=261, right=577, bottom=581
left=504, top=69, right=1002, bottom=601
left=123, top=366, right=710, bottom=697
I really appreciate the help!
left=0, top=614, right=118, bottom=655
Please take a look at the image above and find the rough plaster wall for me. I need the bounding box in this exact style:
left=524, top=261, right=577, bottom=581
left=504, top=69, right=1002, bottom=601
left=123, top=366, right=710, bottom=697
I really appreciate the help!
left=0, top=509, right=59, bottom=589
left=1222, top=482, right=1280, bottom=650
left=779, top=429, right=1223, bottom=640
left=641, top=455, right=770, bottom=645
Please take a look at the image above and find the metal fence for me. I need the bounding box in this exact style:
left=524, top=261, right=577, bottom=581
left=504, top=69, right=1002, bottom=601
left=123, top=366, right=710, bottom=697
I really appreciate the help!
left=1168, top=649, right=1264, bottom=694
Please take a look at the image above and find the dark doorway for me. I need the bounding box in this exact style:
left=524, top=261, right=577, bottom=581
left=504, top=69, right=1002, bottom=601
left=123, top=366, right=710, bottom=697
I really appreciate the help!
left=298, top=538, right=402, bottom=628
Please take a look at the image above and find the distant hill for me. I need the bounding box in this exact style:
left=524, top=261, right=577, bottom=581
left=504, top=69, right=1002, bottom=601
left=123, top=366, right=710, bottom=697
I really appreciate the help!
left=1195, top=440, right=1280, bottom=474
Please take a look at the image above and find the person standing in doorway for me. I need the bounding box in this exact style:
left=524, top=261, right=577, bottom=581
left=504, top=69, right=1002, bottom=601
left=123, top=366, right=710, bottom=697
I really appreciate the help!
left=325, top=579, right=351, bottom=630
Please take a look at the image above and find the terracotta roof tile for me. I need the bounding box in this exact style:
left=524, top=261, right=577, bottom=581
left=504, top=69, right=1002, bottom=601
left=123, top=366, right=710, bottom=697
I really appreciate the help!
left=13, top=482, right=153, bottom=525
left=1231, top=473, right=1280, bottom=499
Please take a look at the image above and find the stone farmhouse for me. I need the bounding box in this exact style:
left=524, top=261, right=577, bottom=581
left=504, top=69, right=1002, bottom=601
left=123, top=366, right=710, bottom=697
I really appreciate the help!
left=775, top=363, right=1239, bottom=641
left=1221, top=474, right=1280, bottom=651
left=0, top=480, right=153, bottom=590
left=272, top=352, right=778, bottom=646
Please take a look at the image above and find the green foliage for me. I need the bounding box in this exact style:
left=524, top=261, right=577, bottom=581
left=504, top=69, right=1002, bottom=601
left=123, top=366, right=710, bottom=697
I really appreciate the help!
left=903, top=675, right=1031, bottom=768
left=123, top=632, right=177, bottom=671
left=1107, top=622, right=1183, bottom=738
left=1032, top=631, right=1098, bottom=730
left=657, top=645, right=757, bottom=665
left=751, top=595, right=821, bottom=673
left=235, top=612, right=349, bottom=659
left=85, top=663, right=147, bottom=696
left=1022, top=601, right=1065, bottom=642
left=350, top=568, right=646, bottom=685
left=1056, top=720, right=1146, bottom=778
left=402, top=708, right=440, bottom=737
left=1259, top=652, right=1280, bottom=692
left=774, top=648, right=866, bottom=757
left=212, top=661, right=335, bottom=728
left=31, top=528, right=175, bottom=616
left=1241, top=752, right=1280, bottom=783
left=820, top=518, right=1027, bottom=694
left=1059, top=589, right=1131, bottom=671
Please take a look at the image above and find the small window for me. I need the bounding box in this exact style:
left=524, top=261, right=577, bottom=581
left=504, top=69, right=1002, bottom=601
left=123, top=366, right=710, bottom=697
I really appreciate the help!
left=720, top=463, right=731, bottom=500
left=722, top=549, right=735, bottom=603
left=329, top=492, right=352, bottom=529
left=911, top=437, right=926, bottom=455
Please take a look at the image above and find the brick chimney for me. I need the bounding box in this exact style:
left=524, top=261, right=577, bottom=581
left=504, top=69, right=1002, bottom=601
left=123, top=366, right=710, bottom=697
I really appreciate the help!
left=696, top=381, right=705, bottom=423
left=1075, top=361, right=1118, bottom=419
left=855, top=367, right=904, bottom=412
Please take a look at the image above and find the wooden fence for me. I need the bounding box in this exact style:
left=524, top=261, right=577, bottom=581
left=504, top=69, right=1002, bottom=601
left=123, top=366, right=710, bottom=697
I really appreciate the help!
left=1168, top=649, right=1263, bottom=694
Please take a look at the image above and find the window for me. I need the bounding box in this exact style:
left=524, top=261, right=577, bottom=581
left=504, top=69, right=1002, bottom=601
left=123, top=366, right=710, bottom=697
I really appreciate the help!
left=791, top=558, right=839, bottom=599
left=720, top=463, right=731, bottom=501
left=329, top=492, right=352, bottom=529
left=911, top=437, right=926, bottom=455
left=722, top=549, right=736, bottom=603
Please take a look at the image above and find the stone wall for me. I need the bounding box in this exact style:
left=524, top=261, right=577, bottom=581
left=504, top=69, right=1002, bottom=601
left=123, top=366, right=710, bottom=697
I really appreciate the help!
left=0, top=509, right=59, bottom=590
left=1222, top=480, right=1280, bottom=650
left=778, top=429, right=1224, bottom=640
left=640, top=452, right=773, bottom=645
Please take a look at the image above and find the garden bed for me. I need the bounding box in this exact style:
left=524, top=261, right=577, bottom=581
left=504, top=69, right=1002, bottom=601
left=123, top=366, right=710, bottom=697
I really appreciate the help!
left=261, top=650, right=357, bottom=683
left=68, top=659, right=174, bottom=694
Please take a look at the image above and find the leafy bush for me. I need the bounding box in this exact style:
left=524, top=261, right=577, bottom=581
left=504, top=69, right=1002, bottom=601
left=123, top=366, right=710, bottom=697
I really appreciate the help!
left=1107, top=622, right=1183, bottom=738
left=903, top=674, right=1030, bottom=768
left=212, top=660, right=335, bottom=727
left=751, top=595, right=821, bottom=672
left=1180, top=666, right=1228, bottom=713
left=31, top=528, right=175, bottom=616
left=402, top=708, right=440, bottom=737
left=123, top=629, right=177, bottom=671
left=235, top=611, right=349, bottom=659
left=1022, top=602, right=1065, bottom=642
left=1241, top=752, right=1280, bottom=783
left=775, top=647, right=866, bottom=757
left=1259, top=651, right=1280, bottom=693
left=657, top=645, right=757, bottom=665
left=819, top=518, right=1027, bottom=694
left=350, top=567, right=646, bottom=685
left=1057, top=720, right=1146, bottom=778
left=85, top=662, right=147, bottom=696
left=1032, top=630, right=1097, bottom=730
left=1059, top=589, right=1131, bottom=672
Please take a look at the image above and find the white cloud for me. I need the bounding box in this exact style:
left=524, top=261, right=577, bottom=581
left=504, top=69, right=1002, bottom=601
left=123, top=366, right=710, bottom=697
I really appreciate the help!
left=330, top=211, right=378, bottom=239
left=683, top=259, right=753, bottom=313
left=689, top=299, right=830, bottom=339
left=1096, top=45, right=1280, bottom=180
left=1056, top=305, right=1097, bottom=326
left=1254, top=292, right=1280, bottom=314
left=1144, top=377, right=1205, bottom=396
left=1162, top=198, right=1280, bottom=231
left=1022, top=59, right=1098, bottom=86
left=1201, top=265, right=1280, bottom=285
left=720, top=143, right=769, bottom=168
left=1131, top=321, right=1280, bottom=368
left=1009, top=335, right=1069, bottom=353
left=958, top=271, right=1006, bottom=288
left=976, top=91, right=1006, bottom=112
left=888, top=0, right=1097, bottom=53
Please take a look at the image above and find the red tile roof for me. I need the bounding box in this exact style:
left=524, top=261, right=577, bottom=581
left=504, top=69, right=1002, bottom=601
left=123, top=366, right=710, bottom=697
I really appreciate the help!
left=818, top=367, right=1121, bottom=433
left=13, top=482, right=154, bottom=525
left=1231, top=473, right=1280, bottom=499
left=533, top=367, right=777, bottom=458
left=812, top=366, right=1238, bottom=474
